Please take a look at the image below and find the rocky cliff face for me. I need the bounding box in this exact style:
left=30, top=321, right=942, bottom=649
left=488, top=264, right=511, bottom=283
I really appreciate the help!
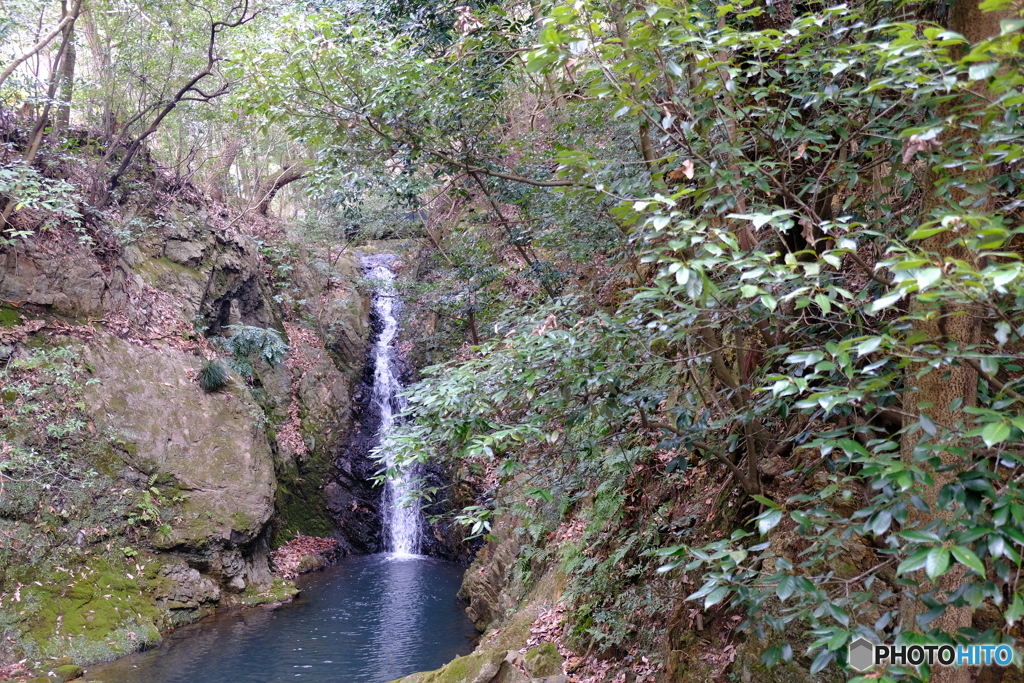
left=0, top=187, right=375, bottom=664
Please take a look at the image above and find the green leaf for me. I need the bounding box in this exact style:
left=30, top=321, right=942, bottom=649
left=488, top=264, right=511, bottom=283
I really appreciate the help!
left=915, top=267, right=942, bottom=291
left=871, top=510, right=893, bottom=536
left=758, top=509, right=784, bottom=535
left=1006, top=592, right=1024, bottom=626
left=526, top=487, right=553, bottom=502
left=776, top=575, right=796, bottom=601
left=704, top=585, right=729, bottom=608
left=925, top=547, right=951, bottom=581
left=968, top=62, right=999, bottom=80
left=761, top=645, right=783, bottom=668
left=898, top=548, right=931, bottom=575
left=751, top=495, right=781, bottom=509
left=827, top=629, right=849, bottom=652
left=809, top=647, right=835, bottom=675
left=1001, top=18, right=1024, bottom=34
left=867, top=290, right=904, bottom=314
left=920, top=413, right=937, bottom=436
left=907, top=226, right=948, bottom=240
left=981, top=421, right=1011, bottom=447
left=950, top=546, right=986, bottom=576
left=855, top=337, right=882, bottom=357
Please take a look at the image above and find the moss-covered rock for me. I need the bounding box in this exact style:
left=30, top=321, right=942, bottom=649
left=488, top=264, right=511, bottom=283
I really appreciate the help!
left=0, top=195, right=375, bottom=671
left=239, top=578, right=300, bottom=606
left=523, top=642, right=562, bottom=678
left=9, top=555, right=164, bottom=665
left=52, top=664, right=85, bottom=680
left=388, top=648, right=508, bottom=683
left=82, top=332, right=276, bottom=550
left=0, top=303, right=23, bottom=327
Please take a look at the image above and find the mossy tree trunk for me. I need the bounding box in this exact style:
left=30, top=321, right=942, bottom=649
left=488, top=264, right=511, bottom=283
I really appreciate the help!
left=899, top=2, right=1012, bottom=679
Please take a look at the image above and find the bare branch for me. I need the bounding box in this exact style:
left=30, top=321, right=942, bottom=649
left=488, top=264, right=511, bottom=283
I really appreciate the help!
left=0, top=0, right=83, bottom=90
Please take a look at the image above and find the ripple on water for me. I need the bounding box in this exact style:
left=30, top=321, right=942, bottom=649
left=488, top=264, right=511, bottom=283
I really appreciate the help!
left=85, top=554, right=479, bottom=683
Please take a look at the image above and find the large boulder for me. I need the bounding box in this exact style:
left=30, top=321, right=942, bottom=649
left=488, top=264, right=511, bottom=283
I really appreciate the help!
left=82, top=332, right=276, bottom=550
left=0, top=237, right=106, bottom=316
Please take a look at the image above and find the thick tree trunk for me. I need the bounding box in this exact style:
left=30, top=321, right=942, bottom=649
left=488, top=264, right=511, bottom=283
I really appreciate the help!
left=254, top=161, right=308, bottom=216
left=208, top=136, right=242, bottom=204
left=753, top=0, right=795, bottom=31
left=898, top=3, right=1011, bottom=679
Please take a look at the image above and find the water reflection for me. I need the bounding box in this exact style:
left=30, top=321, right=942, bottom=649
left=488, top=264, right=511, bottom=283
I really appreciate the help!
left=85, top=554, right=477, bottom=683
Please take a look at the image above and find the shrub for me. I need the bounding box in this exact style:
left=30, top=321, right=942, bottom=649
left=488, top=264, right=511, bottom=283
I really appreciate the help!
left=217, top=324, right=290, bottom=379
left=198, top=359, right=230, bottom=392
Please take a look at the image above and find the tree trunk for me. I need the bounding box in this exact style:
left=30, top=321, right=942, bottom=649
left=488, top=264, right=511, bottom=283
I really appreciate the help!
left=254, top=161, right=309, bottom=215
left=753, top=0, right=795, bottom=31
left=898, top=3, right=1011, bottom=679
left=0, top=0, right=82, bottom=91
left=208, top=136, right=242, bottom=204
left=54, top=24, right=76, bottom=134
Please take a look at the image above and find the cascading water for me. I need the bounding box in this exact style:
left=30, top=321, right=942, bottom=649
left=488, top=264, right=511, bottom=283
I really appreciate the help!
left=365, top=257, right=423, bottom=557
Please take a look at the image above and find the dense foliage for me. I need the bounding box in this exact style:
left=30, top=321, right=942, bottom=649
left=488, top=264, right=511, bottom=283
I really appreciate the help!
left=234, top=0, right=1024, bottom=679
left=4, top=0, right=1024, bottom=678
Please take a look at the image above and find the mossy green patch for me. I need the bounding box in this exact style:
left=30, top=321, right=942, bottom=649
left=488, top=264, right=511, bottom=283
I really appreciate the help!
left=135, top=256, right=203, bottom=289
left=52, top=664, right=84, bottom=681
left=0, top=304, right=23, bottom=327
left=272, top=460, right=333, bottom=546
left=387, top=648, right=507, bottom=683
left=524, top=641, right=562, bottom=677
left=240, top=578, right=299, bottom=606
left=231, top=511, right=259, bottom=535
left=17, top=556, right=165, bottom=664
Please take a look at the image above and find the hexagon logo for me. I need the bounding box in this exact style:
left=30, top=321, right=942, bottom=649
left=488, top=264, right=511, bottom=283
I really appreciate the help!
left=848, top=638, right=875, bottom=672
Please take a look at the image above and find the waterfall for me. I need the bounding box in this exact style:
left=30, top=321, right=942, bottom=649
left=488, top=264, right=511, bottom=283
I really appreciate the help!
left=365, top=257, right=422, bottom=557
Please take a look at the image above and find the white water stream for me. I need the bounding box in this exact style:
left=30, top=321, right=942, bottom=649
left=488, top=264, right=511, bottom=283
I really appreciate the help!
left=366, top=258, right=423, bottom=557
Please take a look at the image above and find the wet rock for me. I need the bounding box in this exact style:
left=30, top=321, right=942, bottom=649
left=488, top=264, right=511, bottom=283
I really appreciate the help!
left=324, top=481, right=356, bottom=514
left=155, top=563, right=221, bottom=609
left=463, top=525, right=522, bottom=630
left=221, top=549, right=247, bottom=578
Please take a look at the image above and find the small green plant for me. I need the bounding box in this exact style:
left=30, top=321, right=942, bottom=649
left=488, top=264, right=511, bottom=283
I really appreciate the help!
left=110, top=215, right=163, bottom=247
left=0, top=161, right=83, bottom=244
left=215, top=324, right=289, bottom=379
left=198, top=359, right=230, bottom=392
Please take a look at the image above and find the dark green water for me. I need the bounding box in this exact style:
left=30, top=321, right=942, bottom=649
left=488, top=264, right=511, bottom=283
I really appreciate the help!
left=84, top=554, right=478, bottom=683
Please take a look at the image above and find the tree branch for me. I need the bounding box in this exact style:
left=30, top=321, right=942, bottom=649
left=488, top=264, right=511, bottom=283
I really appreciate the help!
left=0, top=0, right=83, bottom=91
